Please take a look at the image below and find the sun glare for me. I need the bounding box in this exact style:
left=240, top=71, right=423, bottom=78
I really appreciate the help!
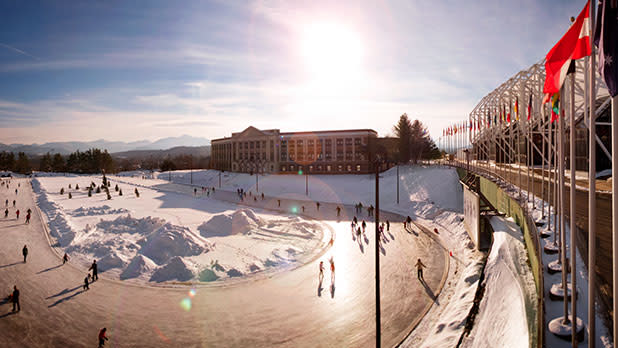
left=300, top=22, right=363, bottom=86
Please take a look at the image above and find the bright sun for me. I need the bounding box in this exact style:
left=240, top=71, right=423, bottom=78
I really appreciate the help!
left=300, top=22, right=363, bottom=85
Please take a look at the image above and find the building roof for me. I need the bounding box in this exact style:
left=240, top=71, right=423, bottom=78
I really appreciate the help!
left=280, top=129, right=377, bottom=136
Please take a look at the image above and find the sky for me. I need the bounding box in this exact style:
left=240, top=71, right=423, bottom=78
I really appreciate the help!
left=0, top=0, right=589, bottom=144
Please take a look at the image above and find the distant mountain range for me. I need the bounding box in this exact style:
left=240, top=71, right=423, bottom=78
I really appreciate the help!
left=0, top=135, right=210, bottom=155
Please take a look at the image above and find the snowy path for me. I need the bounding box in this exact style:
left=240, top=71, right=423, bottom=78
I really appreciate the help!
left=0, top=178, right=447, bottom=347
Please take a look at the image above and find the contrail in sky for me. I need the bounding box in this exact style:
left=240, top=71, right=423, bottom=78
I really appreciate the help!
left=0, top=43, right=40, bottom=60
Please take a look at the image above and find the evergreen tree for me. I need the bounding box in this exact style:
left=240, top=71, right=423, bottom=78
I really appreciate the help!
left=52, top=153, right=65, bottom=172
left=39, top=152, right=53, bottom=172
left=14, top=152, right=31, bottom=174
left=393, top=114, right=413, bottom=163
left=409, top=119, right=441, bottom=163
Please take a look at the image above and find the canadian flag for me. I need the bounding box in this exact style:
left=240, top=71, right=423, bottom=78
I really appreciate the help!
left=543, top=1, right=591, bottom=102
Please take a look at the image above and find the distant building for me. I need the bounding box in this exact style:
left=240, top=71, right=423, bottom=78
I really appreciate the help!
left=210, top=126, right=379, bottom=174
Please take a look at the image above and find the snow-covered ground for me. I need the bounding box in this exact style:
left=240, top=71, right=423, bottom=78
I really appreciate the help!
left=122, top=165, right=462, bottom=216
left=461, top=216, right=537, bottom=348
left=32, top=176, right=329, bottom=284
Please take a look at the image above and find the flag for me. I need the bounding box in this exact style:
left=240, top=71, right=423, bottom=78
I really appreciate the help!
left=515, top=97, right=520, bottom=121
left=543, top=1, right=591, bottom=101
left=527, top=94, right=532, bottom=121
left=507, top=102, right=511, bottom=123
left=595, top=0, right=618, bottom=97
left=551, top=92, right=560, bottom=123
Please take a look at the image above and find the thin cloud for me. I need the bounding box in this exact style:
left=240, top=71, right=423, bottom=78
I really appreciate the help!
left=0, top=43, right=40, bottom=60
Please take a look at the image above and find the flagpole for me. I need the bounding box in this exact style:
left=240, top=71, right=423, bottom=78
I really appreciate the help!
left=612, top=96, right=618, bottom=348
left=569, top=67, right=578, bottom=347
left=588, top=1, right=597, bottom=345
left=541, top=104, right=547, bottom=220
left=558, top=84, right=568, bottom=327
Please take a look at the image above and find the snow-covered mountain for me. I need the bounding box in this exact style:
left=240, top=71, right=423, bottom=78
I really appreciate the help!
left=0, top=135, right=210, bottom=155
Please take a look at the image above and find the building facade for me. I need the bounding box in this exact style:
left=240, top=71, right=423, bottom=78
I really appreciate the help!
left=210, top=126, right=378, bottom=174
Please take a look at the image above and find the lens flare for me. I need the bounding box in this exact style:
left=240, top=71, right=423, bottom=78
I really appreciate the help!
left=180, top=298, right=192, bottom=311
left=291, top=206, right=298, bottom=214
left=189, top=289, right=196, bottom=297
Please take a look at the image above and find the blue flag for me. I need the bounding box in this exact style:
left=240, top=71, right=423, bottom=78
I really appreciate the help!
left=595, top=0, right=618, bottom=97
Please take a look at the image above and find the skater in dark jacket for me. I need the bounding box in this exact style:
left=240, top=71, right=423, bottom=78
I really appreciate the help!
left=89, top=260, right=98, bottom=281
left=84, top=275, right=90, bottom=290
left=63, top=253, right=69, bottom=264
left=22, top=245, right=28, bottom=263
left=11, top=286, right=20, bottom=312
left=4, top=208, right=7, bottom=218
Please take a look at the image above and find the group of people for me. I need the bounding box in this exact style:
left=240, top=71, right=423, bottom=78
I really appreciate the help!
left=353, top=202, right=376, bottom=217
left=318, top=258, right=335, bottom=285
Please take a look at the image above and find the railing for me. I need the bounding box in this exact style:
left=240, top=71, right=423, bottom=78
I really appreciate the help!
left=444, top=159, right=545, bottom=348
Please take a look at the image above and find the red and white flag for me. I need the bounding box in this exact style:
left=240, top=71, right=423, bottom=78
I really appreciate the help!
left=543, top=1, right=591, bottom=102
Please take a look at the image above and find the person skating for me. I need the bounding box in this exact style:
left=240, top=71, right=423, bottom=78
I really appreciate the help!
left=301, top=206, right=305, bottom=213
left=15, top=188, right=18, bottom=195
left=277, top=199, right=281, bottom=207
left=11, top=285, right=20, bottom=312
left=318, top=261, right=324, bottom=283
left=12, top=199, right=15, bottom=207
left=261, top=193, right=264, bottom=200
left=4, top=199, right=7, bottom=207
left=98, top=328, right=109, bottom=347
left=353, top=216, right=357, bottom=226
left=89, top=260, right=98, bottom=281
left=83, top=274, right=90, bottom=290
left=361, top=220, right=366, bottom=234
left=22, top=245, right=28, bottom=263
left=316, top=202, right=320, bottom=211
left=336, top=206, right=341, bottom=217
left=4, top=208, right=7, bottom=218
left=329, top=258, right=335, bottom=283
left=16, top=209, right=19, bottom=220
left=25, top=212, right=30, bottom=224
left=416, top=258, right=427, bottom=280
left=63, top=253, right=69, bottom=264
left=26, top=208, right=31, bottom=215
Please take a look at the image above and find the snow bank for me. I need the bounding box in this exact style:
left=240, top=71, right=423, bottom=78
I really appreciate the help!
left=72, top=205, right=129, bottom=217
left=150, top=256, right=195, bottom=282
left=198, top=209, right=262, bottom=237
left=121, top=255, right=158, bottom=280
left=138, top=223, right=207, bottom=265
left=461, top=217, right=536, bottom=348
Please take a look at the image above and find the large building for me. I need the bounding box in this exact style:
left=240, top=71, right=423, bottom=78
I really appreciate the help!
left=210, top=126, right=378, bottom=174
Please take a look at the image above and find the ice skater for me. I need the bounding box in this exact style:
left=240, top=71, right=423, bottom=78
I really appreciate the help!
left=25, top=212, right=30, bottom=224
left=89, top=260, right=98, bottom=281
left=98, top=328, right=109, bottom=347
left=15, top=209, right=19, bottom=220
left=63, top=253, right=69, bottom=264
left=329, top=258, right=335, bottom=284
left=4, top=208, right=8, bottom=218
left=318, top=261, right=324, bottom=283
left=22, top=245, right=28, bottom=263
left=316, top=202, right=320, bottom=211
left=4, top=199, right=7, bottom=207
left=416, top=258, right=427, bottom=281
left=386, top=220, right=390, bottom=232
left=84, top=274, right=90, bottom=290
left=361, top=220, right=366, bottom=234
left=336, top=206, right=341, bottom=217
left=11, top=285, right=20, bottom=312
left=12, top=199, right=15, bottom=207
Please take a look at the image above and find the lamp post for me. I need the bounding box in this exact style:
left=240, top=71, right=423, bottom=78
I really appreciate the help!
left=305, top=170, right=308, bottom=196
left=396, top=163, right=399, bottom=204
left=219, top=171, right=221, bottom=188
left=374, top=157, right=383, bottom=348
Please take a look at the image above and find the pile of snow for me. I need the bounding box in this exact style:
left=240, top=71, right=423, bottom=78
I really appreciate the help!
left=72, top=205, right=129, bottom=217
left=150, top=256, right=195, bottom=282
left=138, top=223, right=206, bottom=265
left=121, top=255, right=158, bottom=280
left=198, top=209, right=262, bottom=237
left=461, top=217, right=536, bottom=348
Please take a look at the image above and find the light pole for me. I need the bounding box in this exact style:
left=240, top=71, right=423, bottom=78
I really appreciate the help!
left=190, top=155, right=193, bottom=185
left=374, top=157, right=382, bottom=348
left=219, top=171, right=221, bottom=188
left=396, top=163, right=399, bottom=204
left=305, top=171, right=308, bottom=196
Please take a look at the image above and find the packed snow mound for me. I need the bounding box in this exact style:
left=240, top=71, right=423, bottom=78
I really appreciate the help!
left=198, top=209, right=262, bottom=237
left=98, top=253, right=127, bottom=272
left=150, top=257, right=195, bottom=282
left=72, top=205, right=130, bottom=217
left=121, top=255, right=158, bottom=280
left=97, top=215, right=166, bottom=235
left=138, top=223, right=208, bottom=265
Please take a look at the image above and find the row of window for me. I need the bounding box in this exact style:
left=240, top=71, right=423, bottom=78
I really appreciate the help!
left=281, top=153, right=366, bottom=161
left=280, top=164, right=363, bottom=173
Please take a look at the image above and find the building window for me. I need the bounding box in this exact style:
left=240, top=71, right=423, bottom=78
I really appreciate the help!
left=256, top=141, right=260, bottom=149
left=244, top=142, right=249, bottom=149
left=325, top=153, right=332, bottom=161
left=318, top=165, right=323, bottom=171
left=325, top=139, right=332, bottom=146
left=347, top=165, right=352, bottom=172
left=336, top=153, right=343, bottom=161
left=297, top=153, right=304, bottom=160
left=262, top=141, right=266, bottom=148
left=309, top=165, right=313, bottom=172
left=327, top=165, right=332, bottom=172
left=336, top=138, right=343, bottom=146
left=308, top=153, right=314, bottom=160
left=281, top=153, right=287, bottom=161
left=345, top=138, right=353, bottom=145
left=338, top=165, right=343, bottom=172
left=357, top=164, right=361, bottom=172
left=250, top=142, right=254, bottom=149
left=346, top=152, right=353, bottom=160
left=290, top=165, right=295, bottom=171
left=281, top=140, right=287, bottom=146
left=308, top=139, right=314, bottom=146
left=317, top=153, right=323, bottom=161
left=281, top=166, right=286, bottom=172
left=354, top=138, right=361, bottom=145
